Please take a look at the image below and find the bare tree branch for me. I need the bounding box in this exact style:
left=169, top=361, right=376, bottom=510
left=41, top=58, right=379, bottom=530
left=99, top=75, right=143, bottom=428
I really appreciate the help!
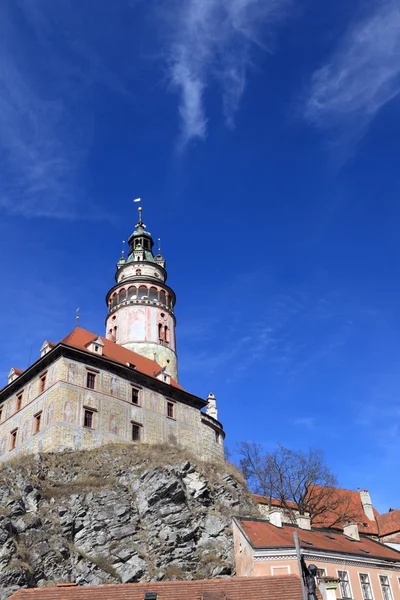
left=237, top=442, right=358, bottom=526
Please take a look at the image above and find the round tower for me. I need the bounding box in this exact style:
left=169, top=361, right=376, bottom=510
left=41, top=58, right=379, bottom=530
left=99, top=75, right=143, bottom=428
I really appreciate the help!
left=105, top=207, right=178, bottom=381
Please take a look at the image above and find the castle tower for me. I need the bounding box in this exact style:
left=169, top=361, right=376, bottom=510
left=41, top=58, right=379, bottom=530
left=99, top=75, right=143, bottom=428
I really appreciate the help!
left=105, top=207, right=178, bottom=380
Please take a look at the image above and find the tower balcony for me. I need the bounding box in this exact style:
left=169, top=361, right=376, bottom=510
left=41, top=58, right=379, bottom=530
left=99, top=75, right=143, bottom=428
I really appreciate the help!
left=108, top=283, right=174, bottom=316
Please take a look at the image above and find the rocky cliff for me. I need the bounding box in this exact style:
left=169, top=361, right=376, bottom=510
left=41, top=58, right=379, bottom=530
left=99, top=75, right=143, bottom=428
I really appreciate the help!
left=0, top=444, right=259, bottom=599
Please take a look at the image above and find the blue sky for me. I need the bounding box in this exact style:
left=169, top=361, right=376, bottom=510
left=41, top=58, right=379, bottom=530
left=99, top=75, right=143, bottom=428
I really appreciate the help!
left=1, top=0, right=400, bottom=511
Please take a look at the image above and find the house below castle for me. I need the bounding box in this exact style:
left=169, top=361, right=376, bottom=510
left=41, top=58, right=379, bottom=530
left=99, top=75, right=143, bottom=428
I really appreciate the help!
left=0, top=207, right=225, bottom=461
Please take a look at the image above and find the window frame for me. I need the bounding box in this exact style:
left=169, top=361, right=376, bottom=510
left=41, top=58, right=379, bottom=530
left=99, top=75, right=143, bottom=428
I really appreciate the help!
left=33, top=411, right=42, bottom=435
left=39, top=372, right=47, bottom=395
left=83, top=408, right=95, bottom=429
left=16, top=391, right=23, bottom=412
left=316, top=568, right=326, bottom=580
left=131, top=421, right=142, bottom=442
left=166, top=400, right=175, bottom=420
left=131, top=386, right=141, bottom=406
left=86, top=370, right=97, bottom=390
left=359, top=572, right=374, bottom=600
left=9, top=428, right=18, bottom=451
left=379, top=575, right=394, bottom=600
left=337, top=569, right=353, bottom=599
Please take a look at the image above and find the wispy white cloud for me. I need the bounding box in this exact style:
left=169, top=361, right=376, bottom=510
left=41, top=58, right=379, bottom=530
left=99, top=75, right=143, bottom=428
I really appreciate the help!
left=304, top=0, right=400, bottom=140
left=163, top=0, right=292, bottom=146
left=0, top=1, right=132, bottom=219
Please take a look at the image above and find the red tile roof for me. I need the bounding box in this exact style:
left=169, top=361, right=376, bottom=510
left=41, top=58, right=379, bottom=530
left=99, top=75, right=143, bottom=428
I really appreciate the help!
left=378, top=509, right=400, bottom=536
left=252, top=487, right=380, bottom=535
left=61, top=327, right=183, bottom=390
left=9, top=575, right=304, bottom=599
left=236, top=518, right=400, bottom=562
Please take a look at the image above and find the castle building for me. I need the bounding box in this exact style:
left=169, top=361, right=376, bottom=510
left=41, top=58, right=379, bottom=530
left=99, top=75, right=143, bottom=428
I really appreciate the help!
left=0, top=209, right=225, bottom=461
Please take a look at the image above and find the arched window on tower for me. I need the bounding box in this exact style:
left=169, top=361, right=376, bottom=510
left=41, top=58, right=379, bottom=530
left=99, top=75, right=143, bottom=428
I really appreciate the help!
left=128, top=286, right=137, bottom=301
left=149, top=287, right=158, bottom=303
left=158, top=323, right=164, bottom=342
left=119, top=289, right=126, bottom=303
left=160, top=290, right=166, bottom=306
left=164, top=326, right=169, bottom=344
left=136, top=268, right=142, bottom=275
left=138, top=286, right=148, bottom=300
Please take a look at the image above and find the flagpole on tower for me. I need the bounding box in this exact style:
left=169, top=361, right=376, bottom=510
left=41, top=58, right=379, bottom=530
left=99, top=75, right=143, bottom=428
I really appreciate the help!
left=133, top=197, right=142, bottom=225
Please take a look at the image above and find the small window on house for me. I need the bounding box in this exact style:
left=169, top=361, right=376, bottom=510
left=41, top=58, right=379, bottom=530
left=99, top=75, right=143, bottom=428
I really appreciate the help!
left=95, top=345, right=99, bottom=352
left=380, top=575, right=393, bottom=600
left=338, top=571, right=351, bottom=599
left=86, top=372, right=96, bottom=390
left=16, top=392, right=23, bottom=412
left=9, top=428, right=18, bottom=451
left=132, top=422, right=142, bottom=441
left=131, top=387, right=140, bottom=405
left=39, top=373, right=47, bottom=394
left=167, top=401, right=175, bottom=419
left=33, top=411, right=42, bottom=435
left=83, top=409, right=94, bottom=428
left=359, top=574, right=373, bottom=600
left=215, top=431, right=221, bottom=445
left=316, top=568, right=326, bottom=579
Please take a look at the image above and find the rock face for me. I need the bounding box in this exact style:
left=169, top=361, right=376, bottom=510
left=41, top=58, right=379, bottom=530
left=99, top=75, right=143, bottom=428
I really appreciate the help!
left=0, top=444, right=259, bottom=599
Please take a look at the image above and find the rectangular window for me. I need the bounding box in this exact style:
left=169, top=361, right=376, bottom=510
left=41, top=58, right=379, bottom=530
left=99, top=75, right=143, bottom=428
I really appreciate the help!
left=39, top=373, right=47, bottom=394
left=0, top=406, right=3, bottom=423
left=380, top=576, right=393, bottom=600
left=338, top=571, right=351, bottom=599
left=167, top=401, right=175, bottom=419
left=317, top=568, right=326, bottom=579
left=83, top=409, right=94, bottom=428
left=360, top=574, right=373, bottom=600
left=9, top=428, right=18, bottom=451
left=86, top=372, right=96, bottom=390
left=16, top=392, right=23, bottom=412
left=132, top=422, right=142, bottom=441
left=131, top=387, right=140, bottom=405
left=33, top=411, right=42, bottom=435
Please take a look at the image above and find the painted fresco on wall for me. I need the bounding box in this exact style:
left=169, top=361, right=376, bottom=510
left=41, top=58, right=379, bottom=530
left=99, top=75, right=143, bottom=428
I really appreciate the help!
left=68, top=363, right=77, bottom=384
left=48, top=363, right=56, bottom=386
left=64, top=400, right=73, bottom=423
left=21, top=420, right=29, bottom=443
left=128, top=306, right=146, bottom=341
left=110, top=376, right=119, bottom=397
left=46, top=402, right=54, bottom=425
left=109, top=414, right=119, bottom=435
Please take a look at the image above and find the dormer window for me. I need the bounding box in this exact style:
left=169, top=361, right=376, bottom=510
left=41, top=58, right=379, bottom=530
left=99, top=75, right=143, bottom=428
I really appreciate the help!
left=86, top=337, right=104, bottom=355
left=7, top=368, right=21, bottom=385
left=40, top=341, right=53, bottom=357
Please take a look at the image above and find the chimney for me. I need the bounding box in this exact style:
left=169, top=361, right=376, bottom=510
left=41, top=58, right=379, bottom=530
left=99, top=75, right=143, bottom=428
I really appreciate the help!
left=360, top=490, right=375, bottom=521
left=343, top=522, right=359, bottom=541
left=269, top=509, right=282, bottom=528
left=296, top=514, right=311, bottom=530
left=206, top=393, right=218, bottom=420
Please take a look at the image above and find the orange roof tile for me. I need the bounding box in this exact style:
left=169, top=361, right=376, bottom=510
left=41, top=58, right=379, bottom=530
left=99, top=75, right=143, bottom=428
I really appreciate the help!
left=236, top=518, right=400, bottom=562
left=378, top=509, right=400, bottom=536
left=9, top=575, right=304, bottom=599
left=252, top=487, right=380, bottom=535
left=61, top=327, right=183, bottom=390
